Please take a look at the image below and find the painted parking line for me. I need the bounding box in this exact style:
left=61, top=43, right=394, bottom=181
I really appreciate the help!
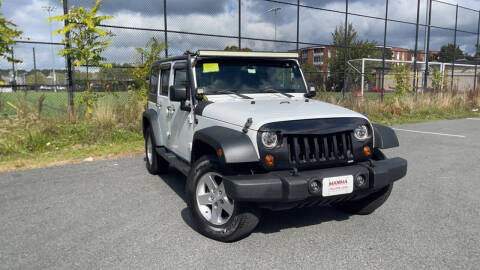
left=466, top=118, right=480, bottom=121
left=392, top=128, right=466, bottom=138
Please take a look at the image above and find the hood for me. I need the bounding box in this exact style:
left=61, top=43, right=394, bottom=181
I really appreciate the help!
left=201, top=95, right=368, bottom=130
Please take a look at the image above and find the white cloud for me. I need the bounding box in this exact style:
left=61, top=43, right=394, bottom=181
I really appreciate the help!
left=1, top=0, right=479, bottom=71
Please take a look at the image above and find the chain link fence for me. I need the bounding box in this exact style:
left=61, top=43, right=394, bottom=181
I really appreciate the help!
left=1, top=0, right=479, bottom=119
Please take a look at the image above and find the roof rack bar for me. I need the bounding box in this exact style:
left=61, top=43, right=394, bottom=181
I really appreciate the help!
left=197, top=50, right=299, bottom=58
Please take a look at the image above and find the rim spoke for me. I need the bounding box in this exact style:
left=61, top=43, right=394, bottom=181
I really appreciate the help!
left=205, top=175, right=218, bottom=192
left=222, top=198, right=234, bottom=216
left=218, top=182, right=226, bottom=195
left=211, top=205, right=221, bottom=223
left=197, top=194, right=212, bottom=206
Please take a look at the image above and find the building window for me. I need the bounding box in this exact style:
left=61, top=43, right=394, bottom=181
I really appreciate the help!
left=313, top=56, right=323, bottom=65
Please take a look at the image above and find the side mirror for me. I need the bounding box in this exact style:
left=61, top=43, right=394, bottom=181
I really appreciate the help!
left=304, top=84, right=316, bottom=98
left=169, top=85, right=187, bottom=101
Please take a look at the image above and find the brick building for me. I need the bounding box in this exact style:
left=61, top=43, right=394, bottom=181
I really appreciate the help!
left=298, top=45, right=439, bottom=69
left=297, top=45, right=336, bottom=73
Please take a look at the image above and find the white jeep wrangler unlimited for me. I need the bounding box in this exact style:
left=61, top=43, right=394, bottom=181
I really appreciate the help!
left=142, top=50, right=407, bottom=242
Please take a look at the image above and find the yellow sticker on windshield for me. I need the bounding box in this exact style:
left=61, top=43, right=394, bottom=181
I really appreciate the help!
left=203, top=63, right=219, bottom=73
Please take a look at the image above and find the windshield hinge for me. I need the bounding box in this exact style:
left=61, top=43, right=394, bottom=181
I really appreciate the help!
left=242, top=118, right=253, bottom=133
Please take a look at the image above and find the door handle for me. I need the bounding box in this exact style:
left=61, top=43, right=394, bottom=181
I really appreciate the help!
left=166, top=105, right=175, bottom=115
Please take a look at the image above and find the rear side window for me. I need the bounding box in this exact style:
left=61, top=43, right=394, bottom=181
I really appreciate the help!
left=174, top=69, right=187, bottom=87
left=148, top=65, right=160, bottom=102
left=160, top=69, right=170, bottom=96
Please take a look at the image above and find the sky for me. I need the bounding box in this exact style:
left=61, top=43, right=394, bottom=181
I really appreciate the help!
left=1, top=0, right=479, bottom=70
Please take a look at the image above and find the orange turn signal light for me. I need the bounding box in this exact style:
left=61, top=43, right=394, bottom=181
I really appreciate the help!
left=363, top=146, right=371, bottom=156
left=217, top=148, right=223, bottom=157
left=265, top=154, right=275, bottom=166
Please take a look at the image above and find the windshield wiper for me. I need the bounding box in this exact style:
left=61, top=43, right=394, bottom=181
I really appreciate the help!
left=211, top=90, right=253, bottom=99
left=263, top=89, right=294, bottom=98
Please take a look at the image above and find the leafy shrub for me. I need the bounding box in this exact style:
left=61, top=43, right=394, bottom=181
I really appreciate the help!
left=392, top=64, right=412, bottom=96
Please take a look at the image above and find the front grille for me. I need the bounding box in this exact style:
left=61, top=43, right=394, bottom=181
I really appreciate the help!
left=286, top=132, right=354, bottom=167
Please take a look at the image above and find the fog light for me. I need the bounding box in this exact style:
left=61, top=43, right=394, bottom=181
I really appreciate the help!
left=355, top=175, right=367, bottom=187
left=363, top=146, right=371, bottom=156
left=265, top=154, right=275, bottom=166
left=308, top=179, right=322, bottom=194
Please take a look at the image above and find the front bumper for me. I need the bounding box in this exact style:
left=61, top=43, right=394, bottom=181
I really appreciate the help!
left=223, top=157, right=407, bottom=203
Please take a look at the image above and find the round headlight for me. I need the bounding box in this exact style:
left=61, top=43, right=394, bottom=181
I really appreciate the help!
left=354, top=125, right=369, bottom=141
left=261, top=132, right=278, bottom=148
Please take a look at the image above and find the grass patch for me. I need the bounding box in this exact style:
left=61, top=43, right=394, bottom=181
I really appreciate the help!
left=316, top=91, right=480, bottom=125
left=0, top=120, right=144, bottom=172
left=0, top=92, right=145, bottom=172
left=0, top=91, right=129, bottom=120
left=1, top=89, right=479, bottom=172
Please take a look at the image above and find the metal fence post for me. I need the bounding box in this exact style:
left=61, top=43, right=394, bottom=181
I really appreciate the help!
left=239, top=0, right=242, bottom=49
left=342, top=0, right=349, bottom=99
left=296, top=0, right=300, bottom=50
left=11, top=48, right=16, bottom=92
left=412, top=0, right=421, bottom=93
left=33, top=47, right=38, bottom=90
left=63, top=0, right=74, bottom=113
left=451, top=4, right=458, bottom=90
left=423, top=0, right=433, bottom=92
left=474, top=11, right=480, bottom=92
left=164, top=0, right=168, bottom=56
left=381, top=0, right=389, bottom=102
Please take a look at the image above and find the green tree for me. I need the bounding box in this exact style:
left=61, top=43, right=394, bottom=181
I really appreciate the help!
left=392, top=64, right=411, bottom=96
left=475, top=44, right=479, bottom=57
left=328, top=23, right=390, bottom=91
left=47, top=0, right=114, bottom=87
left=301, top=63, right=324, bottom=89
left=47, top=0, right=114, bottom=115
left=437, top=44, right=464, bottom=62
left=98, top=63, right=132, bottom=91
left=0, top=0, right=24, bottom=63
left=224, top=45, right=252, bottom=52
left=129, top=37, right=166, bottom=100
left=26, top=71, right=47, bottom=85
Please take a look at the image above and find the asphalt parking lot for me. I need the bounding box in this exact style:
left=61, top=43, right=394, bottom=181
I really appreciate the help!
left=1, top=118, right=479, bottom=269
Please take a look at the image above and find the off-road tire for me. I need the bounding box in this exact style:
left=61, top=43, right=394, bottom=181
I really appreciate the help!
left=186, top=155, right=261, bottom=242
left=333, top=183, right=393, bottom=215
left=145, top=127, right=169, bottom=175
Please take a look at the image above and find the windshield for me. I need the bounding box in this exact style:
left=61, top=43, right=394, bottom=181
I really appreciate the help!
left=195, top=59, right=306, bottom=94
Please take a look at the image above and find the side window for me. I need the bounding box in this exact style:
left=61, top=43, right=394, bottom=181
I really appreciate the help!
left=148, top=65, right=160, bottom=102
left=160, top=69, right=170, bottom=96
left=174, top=69, right=187, bottom=87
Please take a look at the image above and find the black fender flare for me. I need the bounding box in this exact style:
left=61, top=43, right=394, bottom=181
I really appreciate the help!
left=373, top=124, right=399, bottom=149
left=142, top=109, right=163, bottom=146
left=192, top=126, right=259, bottom=163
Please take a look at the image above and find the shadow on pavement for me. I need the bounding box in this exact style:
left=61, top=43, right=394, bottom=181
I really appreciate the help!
left=255, top=207, right=351, bottom=234
left=158, top=168, right=352, bottom=236
left=158, top=168, right=187, bottom=202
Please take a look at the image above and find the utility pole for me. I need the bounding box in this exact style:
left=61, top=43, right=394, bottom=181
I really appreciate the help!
left=266, top=7, right=281, bottom=41
left=42, top=5, right=57, bottom=92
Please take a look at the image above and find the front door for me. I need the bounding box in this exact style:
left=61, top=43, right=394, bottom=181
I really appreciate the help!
left=166, top=61, right=194, bottom=161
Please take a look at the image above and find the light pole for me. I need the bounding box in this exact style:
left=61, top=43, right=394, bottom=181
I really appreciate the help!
left=42, top=5, right=57, bottom=92
left=266, top=7, right=281, bottom=41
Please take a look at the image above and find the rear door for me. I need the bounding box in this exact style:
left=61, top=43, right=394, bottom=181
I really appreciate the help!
left=155, top=63, right=171, bottom=146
